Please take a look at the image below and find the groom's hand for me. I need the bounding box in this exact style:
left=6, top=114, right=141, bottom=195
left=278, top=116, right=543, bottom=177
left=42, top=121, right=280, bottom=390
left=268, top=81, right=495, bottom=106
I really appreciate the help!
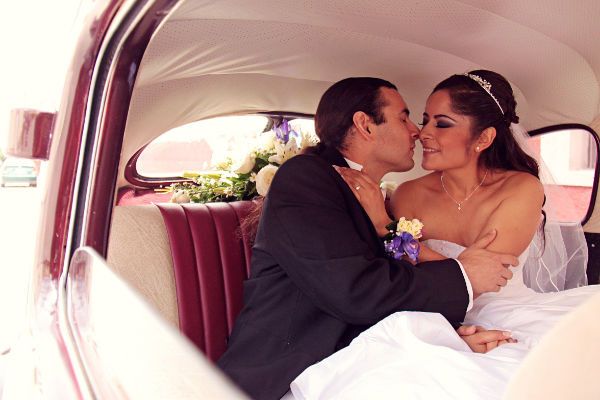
left=457, top=229, right=519, bottom=297
left=457, top=325, right=517, bottom=353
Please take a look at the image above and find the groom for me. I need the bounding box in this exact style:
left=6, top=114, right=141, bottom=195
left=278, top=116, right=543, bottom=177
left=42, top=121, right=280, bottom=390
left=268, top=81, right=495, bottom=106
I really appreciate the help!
left=218, top=77, right=518, bottom=400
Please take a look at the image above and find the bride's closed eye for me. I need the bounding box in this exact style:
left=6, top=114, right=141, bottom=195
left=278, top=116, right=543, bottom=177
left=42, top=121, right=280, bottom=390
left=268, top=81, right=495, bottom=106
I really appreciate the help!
left=434, top=121, right=453, bottom=128
left=419, top=119, right=452, bottom=128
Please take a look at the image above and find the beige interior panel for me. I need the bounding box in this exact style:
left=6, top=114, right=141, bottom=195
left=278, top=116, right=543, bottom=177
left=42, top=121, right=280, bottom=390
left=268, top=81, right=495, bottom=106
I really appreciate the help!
left=107, top=205, right=179, bottom=328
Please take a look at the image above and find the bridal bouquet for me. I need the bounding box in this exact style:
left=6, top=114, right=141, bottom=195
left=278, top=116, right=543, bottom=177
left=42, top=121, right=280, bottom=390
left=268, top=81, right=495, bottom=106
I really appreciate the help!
left=383, top=217, right=423, bottom=262
left=166, top=119, right=317, bottom=203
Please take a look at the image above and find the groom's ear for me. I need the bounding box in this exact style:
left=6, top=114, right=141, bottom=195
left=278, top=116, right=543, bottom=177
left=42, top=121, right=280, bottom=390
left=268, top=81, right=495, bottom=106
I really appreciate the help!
left=476, top=127, right=496, bottom=152
left=352, top=111, right=374, bottom=141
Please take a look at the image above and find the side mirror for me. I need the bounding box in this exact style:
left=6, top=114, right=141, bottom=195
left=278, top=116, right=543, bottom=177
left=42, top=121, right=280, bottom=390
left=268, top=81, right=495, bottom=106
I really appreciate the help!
left=7, top=108, right=56, bottom=160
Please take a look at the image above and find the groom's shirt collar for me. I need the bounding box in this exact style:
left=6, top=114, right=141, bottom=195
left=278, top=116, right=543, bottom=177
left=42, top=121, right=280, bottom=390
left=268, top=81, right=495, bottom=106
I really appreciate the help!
left=343, top=157, right=363, bottom=171
left=342, top=157, right=388, bottom=200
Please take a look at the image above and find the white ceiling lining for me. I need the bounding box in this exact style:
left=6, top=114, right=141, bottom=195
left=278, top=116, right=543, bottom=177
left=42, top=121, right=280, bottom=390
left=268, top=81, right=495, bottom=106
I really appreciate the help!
left=137, top=0, right=598, bottom=123
left=119, top=0, right=600, bottom=187
left=459, top=0, right=600, bottom=99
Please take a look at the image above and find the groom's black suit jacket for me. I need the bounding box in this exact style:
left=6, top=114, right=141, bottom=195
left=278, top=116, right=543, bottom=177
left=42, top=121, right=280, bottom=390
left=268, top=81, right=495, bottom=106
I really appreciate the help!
left=218, top=146, right=469, bottom=400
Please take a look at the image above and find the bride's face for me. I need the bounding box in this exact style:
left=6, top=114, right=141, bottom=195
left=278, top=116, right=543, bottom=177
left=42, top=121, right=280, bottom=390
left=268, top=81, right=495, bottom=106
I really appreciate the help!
left=419, top=89, right=478, bottom=171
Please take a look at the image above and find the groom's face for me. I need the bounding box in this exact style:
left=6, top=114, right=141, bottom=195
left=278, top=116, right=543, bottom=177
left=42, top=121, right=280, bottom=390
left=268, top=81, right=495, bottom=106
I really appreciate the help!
left=370, top=88, right=420, bottom=172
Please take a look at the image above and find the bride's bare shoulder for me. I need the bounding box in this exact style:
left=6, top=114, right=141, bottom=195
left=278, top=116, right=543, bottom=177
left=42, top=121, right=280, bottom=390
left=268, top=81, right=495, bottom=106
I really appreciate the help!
left=492, top=171, right=545, bottom=212
left=500, top=171, right=544, bottom=198
left=390, top=173, right=439, bottom=213
left=394, top=173, right=438, bottom=196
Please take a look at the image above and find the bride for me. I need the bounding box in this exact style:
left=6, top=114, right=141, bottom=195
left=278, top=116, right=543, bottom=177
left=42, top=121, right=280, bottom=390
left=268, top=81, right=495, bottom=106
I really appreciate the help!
left=290, top=70, right=597, bottom=399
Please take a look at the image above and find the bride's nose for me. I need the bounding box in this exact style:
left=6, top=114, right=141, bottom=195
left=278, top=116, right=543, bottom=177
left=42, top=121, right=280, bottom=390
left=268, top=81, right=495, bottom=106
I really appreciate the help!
left=418, top=125, right=432, bottom=141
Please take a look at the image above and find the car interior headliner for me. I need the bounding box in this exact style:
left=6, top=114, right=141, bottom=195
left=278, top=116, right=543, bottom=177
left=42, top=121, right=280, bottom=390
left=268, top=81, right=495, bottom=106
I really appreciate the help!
left=118, top=0, right=600, bottom=187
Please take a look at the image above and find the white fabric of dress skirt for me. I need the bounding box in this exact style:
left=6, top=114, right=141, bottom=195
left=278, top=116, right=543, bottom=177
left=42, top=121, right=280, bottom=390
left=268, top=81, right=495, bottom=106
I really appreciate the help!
left=289, top=239, right=599, bottom=400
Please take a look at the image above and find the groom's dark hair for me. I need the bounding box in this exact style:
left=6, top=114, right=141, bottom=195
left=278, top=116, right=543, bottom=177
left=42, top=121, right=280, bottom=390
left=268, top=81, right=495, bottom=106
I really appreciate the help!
left=314, top=77, right=397, bottom=151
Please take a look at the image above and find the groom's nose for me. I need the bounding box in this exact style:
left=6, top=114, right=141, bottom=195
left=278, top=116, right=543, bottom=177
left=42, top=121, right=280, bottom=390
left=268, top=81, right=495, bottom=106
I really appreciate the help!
left=407, top=119, right=420, bottom=139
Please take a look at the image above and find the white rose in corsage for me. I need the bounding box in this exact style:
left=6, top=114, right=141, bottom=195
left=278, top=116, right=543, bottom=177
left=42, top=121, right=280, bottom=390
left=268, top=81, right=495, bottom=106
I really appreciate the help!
left=255, top=164, right=279, bottom=196
left=383, top=217, right=424, bottom=262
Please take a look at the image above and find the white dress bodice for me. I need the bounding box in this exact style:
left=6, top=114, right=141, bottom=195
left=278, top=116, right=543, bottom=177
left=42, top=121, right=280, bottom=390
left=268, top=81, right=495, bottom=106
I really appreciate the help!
left=422, top=239, right=533, bottom=300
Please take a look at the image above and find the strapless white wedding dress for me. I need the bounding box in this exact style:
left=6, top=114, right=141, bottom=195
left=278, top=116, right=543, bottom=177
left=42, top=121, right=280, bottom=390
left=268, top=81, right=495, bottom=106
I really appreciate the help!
left=289, top=239, right=599, bottom=400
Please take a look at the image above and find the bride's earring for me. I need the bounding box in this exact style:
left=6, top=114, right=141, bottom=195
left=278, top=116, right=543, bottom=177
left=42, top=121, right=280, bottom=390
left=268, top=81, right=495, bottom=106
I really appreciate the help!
left=476, top=146, right=480, bottom=152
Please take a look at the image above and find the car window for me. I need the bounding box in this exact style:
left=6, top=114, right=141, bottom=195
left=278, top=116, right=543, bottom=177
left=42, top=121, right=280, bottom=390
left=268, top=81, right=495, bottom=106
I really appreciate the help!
left=135, top=115, right=316, bottom=178
left=526, top=127, right=598, bottom=223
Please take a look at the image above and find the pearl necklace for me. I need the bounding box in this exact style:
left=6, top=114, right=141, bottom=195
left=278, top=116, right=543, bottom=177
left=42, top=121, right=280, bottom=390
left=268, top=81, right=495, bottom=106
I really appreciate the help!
left=440, top=170, right=488, bottom=211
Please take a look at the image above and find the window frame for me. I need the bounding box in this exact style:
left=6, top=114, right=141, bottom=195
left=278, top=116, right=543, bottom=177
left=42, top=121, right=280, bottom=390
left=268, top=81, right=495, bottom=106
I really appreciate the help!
left=124, top=112, right=314, bottom=188
left=529, top=123, right=600, bottom=225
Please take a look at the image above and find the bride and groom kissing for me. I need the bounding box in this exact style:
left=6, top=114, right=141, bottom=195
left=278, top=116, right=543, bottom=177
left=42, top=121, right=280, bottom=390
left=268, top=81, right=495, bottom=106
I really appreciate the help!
left=218, top=71, right=595, bottom=400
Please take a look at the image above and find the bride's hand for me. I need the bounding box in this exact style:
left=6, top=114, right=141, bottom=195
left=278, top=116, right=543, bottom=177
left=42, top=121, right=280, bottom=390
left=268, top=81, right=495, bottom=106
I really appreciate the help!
left=457, top=325, right=517, bottom=353
left=334, top=166, right=391, bottom=236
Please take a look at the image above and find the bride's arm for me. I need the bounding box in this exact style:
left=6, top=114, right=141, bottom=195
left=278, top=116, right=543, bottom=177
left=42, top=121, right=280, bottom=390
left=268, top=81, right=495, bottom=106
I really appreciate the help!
left=474, top=173, right=544, bottom=256
left=418, top=245, right=446, bottom=262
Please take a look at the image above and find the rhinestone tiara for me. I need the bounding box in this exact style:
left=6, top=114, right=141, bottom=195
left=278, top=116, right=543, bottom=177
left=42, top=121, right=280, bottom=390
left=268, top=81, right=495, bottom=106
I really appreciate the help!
left=463, top=73, right=504, bottom=115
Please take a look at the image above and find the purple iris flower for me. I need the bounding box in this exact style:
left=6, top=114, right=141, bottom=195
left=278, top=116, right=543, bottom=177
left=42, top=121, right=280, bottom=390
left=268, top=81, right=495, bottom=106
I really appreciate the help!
left=273, top=119, right=299, bottom=144
left=401, top=232, right=420, bottom=262
left=274, top=119, right=291, bottom=143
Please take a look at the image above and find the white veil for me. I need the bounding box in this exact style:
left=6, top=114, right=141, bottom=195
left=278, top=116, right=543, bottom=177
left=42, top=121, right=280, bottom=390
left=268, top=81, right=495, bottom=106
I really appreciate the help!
left=510, top=123, right=588, bottom=292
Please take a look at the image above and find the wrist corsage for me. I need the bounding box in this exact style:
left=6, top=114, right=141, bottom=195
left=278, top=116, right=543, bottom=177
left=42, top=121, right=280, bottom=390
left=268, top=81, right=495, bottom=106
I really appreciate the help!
left=383, top=217, right=424, bottom=262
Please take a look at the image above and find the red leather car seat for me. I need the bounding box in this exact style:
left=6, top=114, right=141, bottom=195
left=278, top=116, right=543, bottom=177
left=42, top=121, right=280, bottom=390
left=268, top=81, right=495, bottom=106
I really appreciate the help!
left=156, top=201, right=254, bottom=361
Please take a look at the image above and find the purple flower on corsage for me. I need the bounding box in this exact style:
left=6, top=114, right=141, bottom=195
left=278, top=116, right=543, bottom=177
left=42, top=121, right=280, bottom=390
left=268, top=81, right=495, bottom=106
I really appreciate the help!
left=383, top=218, right=423, bottom=262
left=401, top=232, right=420, bottom=262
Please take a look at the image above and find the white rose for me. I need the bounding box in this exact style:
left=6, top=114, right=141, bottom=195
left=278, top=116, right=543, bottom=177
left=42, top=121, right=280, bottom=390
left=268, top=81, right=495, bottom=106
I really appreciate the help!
left=256, top=132, right=276, bottom=152
left=255, top=165, right=279, bottom=196
left=230, top=152, right=256, bottom=174
left=170, top=190, right=190, bottom=204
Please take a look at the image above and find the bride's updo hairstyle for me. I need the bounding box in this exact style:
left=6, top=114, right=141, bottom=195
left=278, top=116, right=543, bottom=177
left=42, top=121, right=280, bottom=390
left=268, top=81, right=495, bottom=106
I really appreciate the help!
left=432, top=70, right=539, bottom=179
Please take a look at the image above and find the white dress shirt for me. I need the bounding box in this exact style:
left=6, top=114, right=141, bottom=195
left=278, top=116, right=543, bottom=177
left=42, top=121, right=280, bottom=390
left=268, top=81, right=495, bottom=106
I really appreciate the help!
left=342, top=157, right=473, bottom=311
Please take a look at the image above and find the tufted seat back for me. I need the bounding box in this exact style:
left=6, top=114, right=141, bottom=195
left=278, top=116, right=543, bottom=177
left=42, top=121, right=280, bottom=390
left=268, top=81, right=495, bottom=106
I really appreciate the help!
left=107, top=201, right=255, bottom=363
left=155, top=202, right=254, bottom=361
